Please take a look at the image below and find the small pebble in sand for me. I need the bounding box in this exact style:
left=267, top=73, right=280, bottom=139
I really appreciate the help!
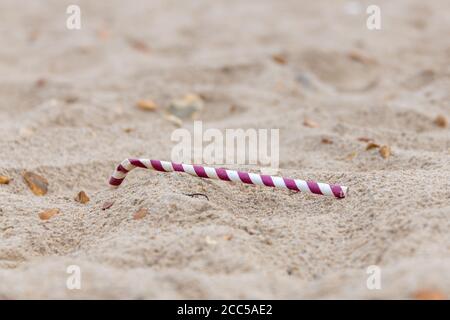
left=358, top=137, right=373, bottom=143
left=19, top=127, right=34, bottom=138
left=296, top=73, right=314, bottom=89
left=205, top=236, right=217, bottom=246
left=434, top=115, right=448, bottom=128
left=345, top=151, right=358, bottom=161
left=0, top=175, right=11, bottom=184
left=321, top=137, right=333, bottom=144
left=164, top=114, right=183, bottom=127
left=96, top=29, right=110, bottom=40
left=35, top=78, right=47, bottom=88
left=366, top=142, right=380, bottom=150
left=303, top=118, right=319, bottom=128
left=28, top=29, right=40, bottom=42
left=405, top=69, right=435, bottom=90
left=64, top=96, right=78, bottom=104
left=128, top=38, right=151, bottom=53
left=133, top=207, right=148, bottom=220
left=379, top=145, right=391, bottom=159
left=169, top=93, right=204, bottom=119
left=223, top=235, right=233, bottom=241
left=136, top=99, right=158, bottom=111
left=347, top=50, right=377, bottom=65
left=272, top=54, right=287, bottom=65
left=23, top=171, right=48, bottom=196
left=102, top=201, right=115, bottom=210
left=75, top=191, right=90, bottom=204
left=412, top=289, right=446, bottom=300
left=39, top=208, right=60, bottom=221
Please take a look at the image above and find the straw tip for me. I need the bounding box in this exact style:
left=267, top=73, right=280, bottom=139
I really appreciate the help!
left=341, top=186, right=349, bottom=198
left=109, top=176, right=124, bottom=188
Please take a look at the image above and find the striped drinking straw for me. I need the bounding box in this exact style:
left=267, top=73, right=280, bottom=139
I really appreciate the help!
left=109, top=159, right=348, bottom=199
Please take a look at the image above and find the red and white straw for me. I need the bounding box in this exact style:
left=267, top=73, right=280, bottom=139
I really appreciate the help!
left=109, top=159, right=348, bottom=199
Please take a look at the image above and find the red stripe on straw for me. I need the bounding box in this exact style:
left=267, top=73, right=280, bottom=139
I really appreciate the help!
left=109, top=176, right=124, bottom=186
left=215, top=168, right=231, bottom=181
left=261, top=175, right=275, bottom=187
left=150, top=160, right=165, bottom=172
left=283, top=178, right=299, bottom=191
left=117, top=164, right=129, bottom=173
left=331, top=185, right=345, bottom=198
left=129, top=159, right=147, bottom=168
left=193, top=165, right=208, bottom=178
left=306, top=181, right=323, bottom=195
left=237, top=171, right=253, bottom=184
left=172, top=162, right=184, bottom=172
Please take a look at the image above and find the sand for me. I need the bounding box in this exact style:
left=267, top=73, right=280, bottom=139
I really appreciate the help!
left=0, top=0, right=449, bottom=299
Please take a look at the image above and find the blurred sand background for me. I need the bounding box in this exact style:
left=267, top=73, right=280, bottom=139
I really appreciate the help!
left=0, top=0, right=449, bottom=299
